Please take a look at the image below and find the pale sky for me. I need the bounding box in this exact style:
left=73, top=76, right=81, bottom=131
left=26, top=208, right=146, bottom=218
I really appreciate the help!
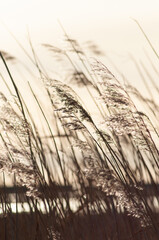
left=1, top=0, right=159, bottom=93
left=1, top=0, right=159, bottom=47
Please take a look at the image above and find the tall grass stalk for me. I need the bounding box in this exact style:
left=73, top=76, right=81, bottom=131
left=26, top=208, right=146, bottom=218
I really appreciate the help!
left=0, top=26, right=159, bottom=239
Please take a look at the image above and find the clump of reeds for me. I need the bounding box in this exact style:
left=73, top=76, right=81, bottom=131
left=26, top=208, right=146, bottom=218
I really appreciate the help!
left=0, top=91, right=40, bottom=199
left=0, top=24, right=159, bottom=239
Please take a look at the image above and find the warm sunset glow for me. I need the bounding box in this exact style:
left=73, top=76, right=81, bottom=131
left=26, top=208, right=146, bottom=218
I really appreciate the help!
left=1, top=1, right=159, bottom=238
left=1, top=0, right=159, bottom=46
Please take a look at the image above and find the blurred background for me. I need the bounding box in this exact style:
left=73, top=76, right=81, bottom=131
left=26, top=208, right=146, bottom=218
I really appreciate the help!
left=1, top=0, right=159, bottom=88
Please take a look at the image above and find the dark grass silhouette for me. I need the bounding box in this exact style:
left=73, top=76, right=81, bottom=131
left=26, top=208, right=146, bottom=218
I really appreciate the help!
left=0, top=22, right=159, bottom=239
